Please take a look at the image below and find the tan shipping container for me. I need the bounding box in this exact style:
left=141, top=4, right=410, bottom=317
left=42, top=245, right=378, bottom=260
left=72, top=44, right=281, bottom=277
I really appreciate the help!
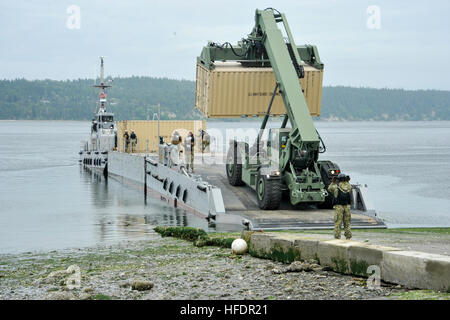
left=195, top=62, right=323, bottom=118
left=117, top=120, right=206, bottom=153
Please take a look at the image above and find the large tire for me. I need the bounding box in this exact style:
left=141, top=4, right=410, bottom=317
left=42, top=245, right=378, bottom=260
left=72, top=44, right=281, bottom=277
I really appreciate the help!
left=226, top=141, right=244, bottom=186
left=256, top=171, right=281, bottom=210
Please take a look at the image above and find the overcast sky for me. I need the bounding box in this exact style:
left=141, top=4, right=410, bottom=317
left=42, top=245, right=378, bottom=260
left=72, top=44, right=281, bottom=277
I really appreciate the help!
left=1, top=0, right=449, bottom=90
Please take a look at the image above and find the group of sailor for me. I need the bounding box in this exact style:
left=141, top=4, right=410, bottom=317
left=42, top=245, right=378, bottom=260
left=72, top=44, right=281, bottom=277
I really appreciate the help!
left=123, top=130, right=138, bottom=153
left=122, top=128, right=211, bottom=171
left=168, top=129, right=211, bottom=173
left=170, top=131, right=195, bottom=173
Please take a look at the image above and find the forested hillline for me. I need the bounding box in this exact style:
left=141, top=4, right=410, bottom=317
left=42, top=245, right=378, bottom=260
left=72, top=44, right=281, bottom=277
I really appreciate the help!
left=0, top=77, right=449, bottom=121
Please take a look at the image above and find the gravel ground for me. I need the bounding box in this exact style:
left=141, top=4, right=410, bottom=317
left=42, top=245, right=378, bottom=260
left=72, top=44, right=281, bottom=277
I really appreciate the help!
left=0, top=231, right=406, bottom=300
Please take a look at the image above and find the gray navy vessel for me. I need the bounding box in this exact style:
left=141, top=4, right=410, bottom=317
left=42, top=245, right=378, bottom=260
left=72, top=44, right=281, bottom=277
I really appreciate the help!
left=79, top=57, right=116, bottom=175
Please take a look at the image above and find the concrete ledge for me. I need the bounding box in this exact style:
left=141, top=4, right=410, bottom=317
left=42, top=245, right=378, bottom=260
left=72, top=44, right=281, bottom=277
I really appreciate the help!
left=293, top=237, right=320, bottom=261
left=248, top=233, right=276, bottom=258
left=269, top=234, right=300, bottom=263
left=382, top=250, right=450, bottom=291
left=348, top=244, right=400, bottom=277
left=317, top=240, right=357, bottom=274
left=248, top=233, right=302, bottom=263
left=248, top=232, right=450, bottom=291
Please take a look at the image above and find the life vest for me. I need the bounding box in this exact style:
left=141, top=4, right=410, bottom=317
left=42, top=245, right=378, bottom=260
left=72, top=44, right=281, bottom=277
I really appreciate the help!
left=333, top=187, right=352, bottom=206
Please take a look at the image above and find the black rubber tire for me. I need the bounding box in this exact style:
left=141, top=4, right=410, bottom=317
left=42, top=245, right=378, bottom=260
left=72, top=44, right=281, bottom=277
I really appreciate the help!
left=226, top=141, right=245, bottom=186
left=256, top=171, right=282, bottom=210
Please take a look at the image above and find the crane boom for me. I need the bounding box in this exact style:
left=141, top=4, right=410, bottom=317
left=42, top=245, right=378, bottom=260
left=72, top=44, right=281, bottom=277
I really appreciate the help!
left=197, top=8, right=333, bottom=208
left=254, top=9, right=319, bottom=148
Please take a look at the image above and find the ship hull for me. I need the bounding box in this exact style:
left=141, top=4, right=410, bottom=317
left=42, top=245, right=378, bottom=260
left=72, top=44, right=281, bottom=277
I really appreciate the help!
left=107, top=151, right=224, bottom=219
left=102, top=151, right=385, bottom=230
left=79, top=151, right=108, bottom=175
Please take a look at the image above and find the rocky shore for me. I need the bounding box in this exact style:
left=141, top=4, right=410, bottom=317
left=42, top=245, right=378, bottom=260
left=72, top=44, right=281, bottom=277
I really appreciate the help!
left=0, top=230, right=415, bottom=300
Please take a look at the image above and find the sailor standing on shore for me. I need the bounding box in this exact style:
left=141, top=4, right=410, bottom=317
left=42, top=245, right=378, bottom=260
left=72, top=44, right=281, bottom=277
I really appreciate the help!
left=328, top=173, right=353, bottom=240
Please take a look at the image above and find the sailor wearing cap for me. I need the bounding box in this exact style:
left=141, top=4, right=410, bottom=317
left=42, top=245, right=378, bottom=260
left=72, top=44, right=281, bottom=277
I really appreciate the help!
left=328, top=173, right=353, bottom=239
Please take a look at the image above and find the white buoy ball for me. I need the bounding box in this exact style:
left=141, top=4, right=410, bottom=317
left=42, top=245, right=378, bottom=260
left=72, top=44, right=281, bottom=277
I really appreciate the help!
left=231, top=239, right=248, bottom=255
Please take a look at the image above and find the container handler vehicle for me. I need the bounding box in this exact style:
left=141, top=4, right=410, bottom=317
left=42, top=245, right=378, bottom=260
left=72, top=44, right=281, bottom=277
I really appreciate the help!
left=197, top=8, right=344, bottom=210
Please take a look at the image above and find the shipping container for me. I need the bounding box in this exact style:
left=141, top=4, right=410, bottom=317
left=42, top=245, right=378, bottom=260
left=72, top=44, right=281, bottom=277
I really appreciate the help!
left=117, top=120, right=206, bottom=153
left=195, top=62, right=323, bottom=118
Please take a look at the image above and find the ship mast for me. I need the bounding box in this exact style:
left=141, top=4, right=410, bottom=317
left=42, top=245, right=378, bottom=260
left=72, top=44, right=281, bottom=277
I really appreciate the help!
left=100, top=56, right=104, bottom=83
left=94, top=56, right=111, bottom=113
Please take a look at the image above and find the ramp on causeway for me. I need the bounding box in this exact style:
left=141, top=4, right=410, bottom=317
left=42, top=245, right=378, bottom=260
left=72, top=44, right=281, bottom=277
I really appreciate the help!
left=195, top=163, right=386, bottom=230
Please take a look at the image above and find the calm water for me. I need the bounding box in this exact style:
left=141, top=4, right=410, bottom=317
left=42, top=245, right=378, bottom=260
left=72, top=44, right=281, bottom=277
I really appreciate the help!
left=0, top=120, right=449, bottom=253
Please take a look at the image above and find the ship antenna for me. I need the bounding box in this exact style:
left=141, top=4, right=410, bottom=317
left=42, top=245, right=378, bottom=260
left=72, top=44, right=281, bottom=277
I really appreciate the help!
left=94, top=56, right=111, bottom=113
left=100, top=56, right=104, bottom=83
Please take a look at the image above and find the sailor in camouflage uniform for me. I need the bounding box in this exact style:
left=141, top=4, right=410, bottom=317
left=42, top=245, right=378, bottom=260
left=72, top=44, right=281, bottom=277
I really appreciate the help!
left=328, top=173, right=352, bottom=240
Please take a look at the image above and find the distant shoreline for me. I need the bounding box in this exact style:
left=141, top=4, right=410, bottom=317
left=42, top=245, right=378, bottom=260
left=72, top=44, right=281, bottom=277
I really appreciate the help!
left=1, top=78, right=449, bottom=121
